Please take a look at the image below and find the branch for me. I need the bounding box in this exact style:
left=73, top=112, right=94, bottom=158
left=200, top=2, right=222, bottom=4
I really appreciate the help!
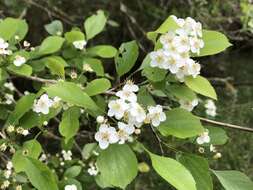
left=199, top=117, right=253, bottom=133
left=15, top=75, right=57, bottom=84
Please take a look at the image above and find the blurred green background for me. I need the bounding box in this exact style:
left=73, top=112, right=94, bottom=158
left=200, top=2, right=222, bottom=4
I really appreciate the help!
left=1, top=0, right=253, bottom=189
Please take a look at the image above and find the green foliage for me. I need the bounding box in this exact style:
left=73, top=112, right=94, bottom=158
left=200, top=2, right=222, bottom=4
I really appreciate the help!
left=96, top=144, right=138, bottom=189
left=159, top=108, right=204, bottom=138
left=44, top=20, right=63, bottom=36
left=84, top=78, right=111, bottom=96
left=178, top=154, right=213, bottom=190
left=87, top=45, right=117, bottom=58
left=196, top=30, right=232, bottom=57
left=59, top=107, right=80, bottom=143
left=38, top=36, right=65, bottom=55
left=45, top=81, right=101, bottom=115
left=148, top=152, right=197, bottom=190
left=84, top=10, right=107, bottom=40
left=115, top=40, right=139, bottom=76
left=213, top=170, right=253, bottom=190
left=0, top=18, right=28, bottom=41
left=185, top=76, right=217, bottom=100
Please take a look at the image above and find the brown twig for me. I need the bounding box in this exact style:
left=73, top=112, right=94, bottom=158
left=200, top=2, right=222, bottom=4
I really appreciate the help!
left=199, top=117, right=253, bottom=133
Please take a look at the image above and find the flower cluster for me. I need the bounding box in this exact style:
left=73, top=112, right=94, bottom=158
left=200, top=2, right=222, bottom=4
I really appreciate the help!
left=87, top=162, right=99, bottom=176
left=150, top=16, right=204, bottom=82
left=204, top=99, right=217, bottom=117
left=33, top=94, right=61, bottom=115
left=0, top=38, right=11, bottom=56
left=95, top=81, right=166, bottom=149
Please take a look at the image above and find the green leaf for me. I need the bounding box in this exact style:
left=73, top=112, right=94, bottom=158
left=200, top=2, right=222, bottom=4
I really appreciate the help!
left=82, top=143, right=97, bottom=160
left=38, top=36, right=65, bottom=55
left=159, top=108, right=204, bottom=138
left=84, top=78, right=111, bottom=96
left=41, top=56, right=67, bottom=77
left=44, top=81, right=101, bottom=115
left=82, top=57, right=104, bottom=76
left=137, top=87, right=156, bottom=107
left=84, top=10, right=107, bottom=40
left=59, top=107, right=80, bottom=143
left=0, top=18, right=28, bottom=41
left=148, top=152, right=196, bottom=190
left=0, top=68, right=8, bottom=82
left=185, top=76, right=217, bottom=100
left=213, top=170, right=253, bottom=190
left=206, top=126, right=228, bottom=145
left=87, top=45, right=117, bottom=58
left=178, top=154, right=213, bottom=190
left=7, top=64, right=33, bottom=76
left=196, top=30, right=232, bottom=57
left=142, top=66, right=167, bottom=82
left=147, top=16, right=179, bottom=43
left=166, top=84, right=197, bottom=101
left=65, top=30, right=85, bottom=43
left=23, top=140, right=42, bottom=159
left=96, top=144, right=138, bottom=189
left=115, top=40, right=139, bottom=76
left=6, top=94, right=36, bottom=125
left=64, top=165, right=82, bottom=178
left=24, top=157, right=59, bottom=190
left=12, top=155, right=58, bottom=190
left=44, top=20, right=63, bottom=36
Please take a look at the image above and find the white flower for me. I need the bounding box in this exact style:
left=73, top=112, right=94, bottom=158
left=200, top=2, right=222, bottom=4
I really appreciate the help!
left=160, top=32, right=175, bottom=49
left=185, top=59, right=201, bottom=78
left=96, top=115, right=105, bottom=123
left=196, top=130, right=210, bottom=145
left=62, top=150, right=72, bottom=161
left=128, top=102, right=146, bottom=123
left=83, top=64, right=93, bottom=72
left=39, top=154, right=47, bottom=162
left=172, top=32, right=190, bottom=53
left=0, top=143, right=7, bottom=152
left=213, top=152, right=222, bottom=159
left=210, top=144, right=217, bottom=152
left=4, top=94, right=14, bottom=105
left=52, top=96, right=61, bottom=107
left=123, top=81, right=139, bottom=92
left=87, top=163, right=99, bottom=176
left=204, top=99, right=217, bottom=117
left=7, top=125, right=15, bottom=133
left=0, top=38, right=11, bottom=55
left=3, top=170, right=11, bottom=179
left=33, top=94, right=54, bottom=115
left=13, top=55, right=26, bottom=67
left=179, top=99, right=198, bottom=111
left=1, top=180, right=10, bottom=189
left=189, top=37, right=204, bottom=54
left=64, top=184, right=77, bottom=190
left=116, top=89, right=137, bottom=103
left=117, top=122, right=135, bottom=144
left=171, top=15, right=185, bottom=27
left=166, top=53, right=185, bottom=73
left=95, top=124, right=119, bottom=149
left=150, top=49, right=168, bottom=69
left=23, top=41, right=30, bottom=47
left=146, top=105, right=166, bottom=127
left=4, top=82, right=15, bottom=91
left=73, top=40, right=87, bottom=50
left=6, top=162, right=13, bottom=170
left=0, top=38, right=9, bottom=49
left=22, top=129, right=29, bottom=136
left=108, top=99, right=129, bottom=120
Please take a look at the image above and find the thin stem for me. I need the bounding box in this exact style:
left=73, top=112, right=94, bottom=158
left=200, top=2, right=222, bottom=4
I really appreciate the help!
left=199, top=117, right=253, bottom=133
left=150, top=126, right=164, bottom=155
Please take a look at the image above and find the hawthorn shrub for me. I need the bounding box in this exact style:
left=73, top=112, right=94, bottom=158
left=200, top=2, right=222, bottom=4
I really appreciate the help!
left=0, top=10, right=252, bottom=190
